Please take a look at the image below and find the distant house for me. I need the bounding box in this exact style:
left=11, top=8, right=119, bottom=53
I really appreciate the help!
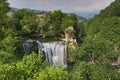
left=7, top=11, right=14, bottom=16
left=36, top=11, right=54, bottom=18
left=36, top=13, right=46, bottom=18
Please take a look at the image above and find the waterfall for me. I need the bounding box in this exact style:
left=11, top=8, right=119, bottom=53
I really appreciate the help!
left=37, top=41, right=67, bottom=67
left=22, top=42, right=33, bottom=54
left=22, top=40, right=67, bottom=67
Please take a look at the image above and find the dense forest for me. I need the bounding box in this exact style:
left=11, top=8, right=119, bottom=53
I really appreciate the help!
left=0, top=0, right=120, bottom=80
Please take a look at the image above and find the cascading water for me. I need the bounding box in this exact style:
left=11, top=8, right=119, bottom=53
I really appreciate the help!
left=22, top=42, right=33, bottom=54
left=37, top=41, right=67, bottom=67
left=23, top=40, right=67, bottom=67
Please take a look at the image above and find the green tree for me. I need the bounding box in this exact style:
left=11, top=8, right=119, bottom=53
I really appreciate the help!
left=71, top=61, right=120, bottom=80
left=12, top=9, right=37, bottom=34
left=62, top=14, right=77, bottom=30
left=75, top=36, right=117, bottom=65
left=0, top=0, right=10, bottom=28
left=34, top=66, right=68, bottom=80
left=0, top=52, right=48, bottom=80
left=70, top=61, right=92, bottom=80
left=49, top=10, right=65, bottom=36
left=0, top=0, right=10, bottom=40
left=37, top=14, right=51, bottom=37
left=37, top=10, right=65, bottom=37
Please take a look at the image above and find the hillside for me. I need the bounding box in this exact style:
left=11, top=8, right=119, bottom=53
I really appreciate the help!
left=10, top=7, right=48, bottom=13
left=10, top=7, right=86, bottom=21
left=74, top=10, right=100, bottom=19
left=71, top=0, right=120, bottom=79
left=98, top=0, right=120, bottom=18
left=82, top=0, right=120, bottom=66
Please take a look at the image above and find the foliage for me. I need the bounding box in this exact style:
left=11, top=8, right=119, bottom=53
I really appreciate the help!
left=75, top=22, right=86, bottom=43
left=76, top=36, right=117, bottom=64
left=0, top=0, right=10, bottom=27
left=62, top=14, right=77, bottom=30
left=70, top=0, right=120, bottom=80
left=0, top=50, right=16, bottom=64
left=65, top=29, right=75, bottom=34
left=99, top=0, right=120, bottom=18
left=37, top=10, right=66, bottom=37
left=37, top=13, right=51, bottom=37
left=34, top=66, right=68, bottom=80
left=37, top=11, right=78, bottom=38
left=0, top=0, right=11, bottom=40
left=0, top=52, right=69, bottom=80
left=70, top=61, right=92, bottom=80
left=1, top=35, right=17, bottom=52
left=0, top=52, right=48, bottom=80
left=12, top=9, right=38, bottom=34
left=70, top=61, right=120, bottom=80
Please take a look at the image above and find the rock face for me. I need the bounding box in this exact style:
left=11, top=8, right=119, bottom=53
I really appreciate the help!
left=117, top=57, right=120, bottom=64
left=64, top=26, right=77, bottom=43
left=22, top=39, right=34, bottom=54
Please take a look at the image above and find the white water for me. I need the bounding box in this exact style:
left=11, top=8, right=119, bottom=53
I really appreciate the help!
left=37, top=41, right=67, bottom=67
left=22, top=42, right=33, bottom=54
